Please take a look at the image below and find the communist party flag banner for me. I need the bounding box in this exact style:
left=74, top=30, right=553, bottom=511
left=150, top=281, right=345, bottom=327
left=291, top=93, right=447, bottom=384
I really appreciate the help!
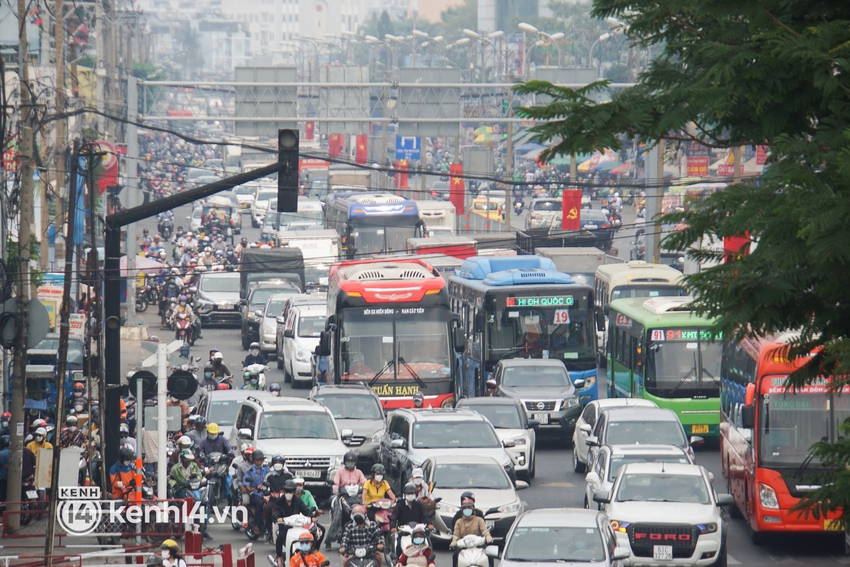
left=449, top=163, right=464, bottom=214
left=724, top=234, right=750, bottom=263
left=355, top=135, right=368, bottom=164
left=328, top=134, right=343, bottom=157
left=398, top=159, right=409, bottom=189
left=305, top=121, right=315, bottom=140
left=561, top=189, right=582, bottom=230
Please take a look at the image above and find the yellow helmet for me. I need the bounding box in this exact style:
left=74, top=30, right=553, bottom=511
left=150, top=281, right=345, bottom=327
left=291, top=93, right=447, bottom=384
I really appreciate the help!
left=206, top=423, right=220, bottom=435
left=162, top=539, right=179, bottom=550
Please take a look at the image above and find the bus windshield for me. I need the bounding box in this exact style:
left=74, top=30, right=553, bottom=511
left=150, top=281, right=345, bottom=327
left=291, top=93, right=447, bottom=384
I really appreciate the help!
left=338, top=306, right=451, bottom=380
left=759, top=391, right=850, bottom=468
left=610, top=285, right=687, bottom=301
left=352, top=216, right=420, bottom=255
left=486, top=292, right=594, bottom=366
left=646, top=330, right=721, bottom=398
left=274, top=210, right=323, bottom=226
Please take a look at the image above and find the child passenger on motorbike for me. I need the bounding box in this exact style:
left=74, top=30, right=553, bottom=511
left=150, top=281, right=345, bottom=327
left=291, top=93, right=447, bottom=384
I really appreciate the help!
left=288, top=532, right=327, bottom=567
left=397, top=525, right=436, bottom=567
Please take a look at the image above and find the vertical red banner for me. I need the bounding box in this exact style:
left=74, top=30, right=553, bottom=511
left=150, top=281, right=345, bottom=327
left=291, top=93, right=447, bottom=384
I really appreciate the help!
left=328, top=134, right=343, bottom=157
left=561, top=189, right=582, bottom=230
left=399, top=159, right=408, bottom=189
left=449, top=163, right=465, bottom=215
left=724, top=234, right=750, bottom=263
left=305, top=121, right=315, bottom=140
left=355, top=135, right=368, bottom=164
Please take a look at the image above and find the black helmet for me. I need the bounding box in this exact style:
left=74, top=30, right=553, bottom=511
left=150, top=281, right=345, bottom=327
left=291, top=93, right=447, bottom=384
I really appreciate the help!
left=344, top=450, right=358, bottom=464
left=371, top=463, right=386, bottom=474
left=119, top=447, right=135, bottom=462
left=272, top=455, right=285, bottom=464
left=403, top=483, right=417, bottom=495
left=204, top=363, right=214, bottom=373
left=0, top=435, right=10, bottom=450
left=252, top=449, right=265, bottom=461
left=283, top=479, right=297, bottom=492
left=460, top=491, right=476, bottom=503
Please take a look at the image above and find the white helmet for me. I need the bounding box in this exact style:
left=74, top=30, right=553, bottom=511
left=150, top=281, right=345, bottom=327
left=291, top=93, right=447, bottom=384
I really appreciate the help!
left=35, top=427, right=47, bottom=437
left=178, top=435, right=193, bottom=447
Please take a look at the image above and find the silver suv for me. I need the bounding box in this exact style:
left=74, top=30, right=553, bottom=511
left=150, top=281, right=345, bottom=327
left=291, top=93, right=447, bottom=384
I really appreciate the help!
left=525, top=198, right=562, bottom=230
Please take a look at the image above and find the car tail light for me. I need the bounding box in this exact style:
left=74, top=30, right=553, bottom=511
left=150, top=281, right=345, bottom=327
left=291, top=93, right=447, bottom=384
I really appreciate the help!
left=601, top=222, right=611, bottom=228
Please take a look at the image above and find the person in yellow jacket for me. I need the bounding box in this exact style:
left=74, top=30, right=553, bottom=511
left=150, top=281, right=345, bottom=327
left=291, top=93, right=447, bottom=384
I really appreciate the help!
left=26, top=427, right=53, bottom=473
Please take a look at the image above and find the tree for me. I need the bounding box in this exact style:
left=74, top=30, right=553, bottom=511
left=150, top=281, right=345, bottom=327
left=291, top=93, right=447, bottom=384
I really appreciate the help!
left=515, top=0, right=850, bottom=519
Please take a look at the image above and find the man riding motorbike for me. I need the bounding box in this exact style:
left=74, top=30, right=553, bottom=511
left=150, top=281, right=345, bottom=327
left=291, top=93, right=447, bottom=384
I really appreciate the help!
left=243, top=342, right=268, bottom=366
left=272, top=479, right=317, bottom=562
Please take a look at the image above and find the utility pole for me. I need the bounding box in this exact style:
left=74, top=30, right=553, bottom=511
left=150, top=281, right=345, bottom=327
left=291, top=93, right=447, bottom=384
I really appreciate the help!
left=8, top=0, right=34, bottom=531
left=54, top=0, right=67, bottom=265
left=503, top=82, right=514, bottom=232
left=95, top=1, right=106, bottom=134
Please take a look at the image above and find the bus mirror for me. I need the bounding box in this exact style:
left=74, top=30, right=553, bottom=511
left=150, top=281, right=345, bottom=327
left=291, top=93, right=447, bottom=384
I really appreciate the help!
left=318, top=330, right=331, bottom=357
left=745, top=383, right=756, bottom=406
left=453, top=327, right=466, bottom=353
left=474, top=312, right=486, bottom=333
left=595, top=309, right=605, bottom=332
left=603, top=304, right=610, bottom=317
left=741, top=404, right=755, bottom=429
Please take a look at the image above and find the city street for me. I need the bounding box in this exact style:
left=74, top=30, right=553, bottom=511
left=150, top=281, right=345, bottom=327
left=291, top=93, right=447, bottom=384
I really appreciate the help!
left=122, top=190, right=847, bottom=566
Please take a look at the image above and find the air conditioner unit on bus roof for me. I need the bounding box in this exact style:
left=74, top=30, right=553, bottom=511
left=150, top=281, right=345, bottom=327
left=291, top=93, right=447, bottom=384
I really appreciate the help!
left=341, top=262, right=434, bottom=282
left=642, top=296, right=695, bottom=314
left=457, top=256, right=560, bottom=281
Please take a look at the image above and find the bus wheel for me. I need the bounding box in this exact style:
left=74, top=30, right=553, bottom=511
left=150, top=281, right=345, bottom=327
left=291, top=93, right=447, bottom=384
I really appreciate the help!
left=725, top=460, right=742, bottom=519
left=749, top=523, right=767, bottom=546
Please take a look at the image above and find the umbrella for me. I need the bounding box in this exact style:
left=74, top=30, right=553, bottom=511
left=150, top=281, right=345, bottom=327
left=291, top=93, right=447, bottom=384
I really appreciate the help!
left=592, top=161, right=623, bottom=173
left=610, top=163, right=634, bottom=175
left=577, top=150, right=617, bottom=172
left=523, top=148, right=544, bottom=160
left=120, top=254, right=165, bottom=277
left=514, top=142, right=545, bottom=153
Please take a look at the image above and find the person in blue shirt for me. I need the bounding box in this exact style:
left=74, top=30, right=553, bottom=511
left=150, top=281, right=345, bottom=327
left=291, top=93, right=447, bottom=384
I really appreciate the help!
left=242, top=450, right=270, bottom=536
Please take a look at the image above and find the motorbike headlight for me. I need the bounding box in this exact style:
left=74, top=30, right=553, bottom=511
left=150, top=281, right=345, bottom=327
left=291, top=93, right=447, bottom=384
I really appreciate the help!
left=438, top=502, right=459, bottom=515
left=498, top=501, right=521, bottom=514
left=562, top=398, right=580, bottom=410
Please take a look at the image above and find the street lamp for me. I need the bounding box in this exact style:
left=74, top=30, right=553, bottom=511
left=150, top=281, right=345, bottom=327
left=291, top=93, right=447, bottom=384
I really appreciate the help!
left=588, top=27, right=624, bottom=73
left=417, top=33, right=450, bottom=66
left=518, top=22, right=565, bottom=66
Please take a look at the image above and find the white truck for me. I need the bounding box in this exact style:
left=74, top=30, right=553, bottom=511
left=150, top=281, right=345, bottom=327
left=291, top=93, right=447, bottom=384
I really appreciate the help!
left=327, top=168, right=377, bottom=192
left=535, top=247, right=625, bottom=287
left=277, top=228, right=340, bottom=288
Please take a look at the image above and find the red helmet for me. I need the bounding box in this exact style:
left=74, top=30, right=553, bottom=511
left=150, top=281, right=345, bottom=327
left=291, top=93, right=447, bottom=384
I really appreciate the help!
left=216, top=383, right=229, bottom=390
left=1, top=412, right=10, bottom=419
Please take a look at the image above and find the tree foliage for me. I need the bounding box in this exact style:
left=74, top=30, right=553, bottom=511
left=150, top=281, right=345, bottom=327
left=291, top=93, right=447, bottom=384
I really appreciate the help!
left=515, top=0, right=850, bottom=518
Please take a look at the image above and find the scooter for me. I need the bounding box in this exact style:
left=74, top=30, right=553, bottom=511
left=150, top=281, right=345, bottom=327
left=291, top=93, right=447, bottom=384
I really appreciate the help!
left=329, top=483, right=363, bottom=545
left=204, top=452, right=230, bottom=509
left=159, top=218, right=173, bottom=240
left=272, top=513, right=324, bottom=566
left=456, top=534, right=499, bottom=567
left=513, top=199, right=524, bottom=216
left=370, top=499, right=395, bottom=567
left=175, top=312, right=195, bottom=345
left=609, top=212, right=622, bottom=229
left=395, top=522, right=432, bottom=564
left=172, top=474, right=210, bottom=535
left=242, top=363, right=268, bottom=390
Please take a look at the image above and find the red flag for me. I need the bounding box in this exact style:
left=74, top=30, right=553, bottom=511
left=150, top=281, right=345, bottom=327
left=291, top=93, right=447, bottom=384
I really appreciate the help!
left=561, top=189, right=582, bottom=230
left=399, top=159, right=408, bottom=189
left=394, top=160, right=400, bottom=189
left=724, top=234, right=750, bottom=263
left=305, top=122, right=315, bottom=141
left=355, top=135, right=368, bottom=164
left=94, top=140, right=119, bottom=195
left=449, top=163, right=464, bottom=215
left=328, top=134, right=343, bottom=158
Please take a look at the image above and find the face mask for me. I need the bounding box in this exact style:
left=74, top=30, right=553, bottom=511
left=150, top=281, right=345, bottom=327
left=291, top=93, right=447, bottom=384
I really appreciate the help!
left=345, top=462, right=355, bottom=469
left=284, top=493, right=293, bottom=501
left=413, top=537, right=425, bottom=545
left=251, top=378, right=258, bottom=385
left=68, top=426, right=76, bottom=432
left=75, top=405, right=84, bottom=412
left=299, top=543, right=311, bottom=552
left=250, top=349, right=259, bottom=356
left=273, top=463, right=284, bottom=472
left=35, top=435, right=44, bottom=442
left=0, top=421, right=7, bottom=428
left=74, top=392, right=82, bottom=398
left=462, top=508, right=473, bottom=517
left=413, top=478, right=423, bottom=486
left=405, top=494, right=415, bottom=502
left=161, top=550, right=171, bottom=559
left=374, top=475, right=383, bottom=483
left=205, top=372, right=213, bottom=379
left=353, top=515, right=365, bottom=524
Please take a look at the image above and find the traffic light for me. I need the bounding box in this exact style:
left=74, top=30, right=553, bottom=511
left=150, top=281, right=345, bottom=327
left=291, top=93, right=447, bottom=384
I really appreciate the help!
left=167, top=369, right=198, bottom=400
left=129, top=370, right=157, bottom=401
left=277, top=128, right=299, bottom=213
left=502, top=98, right=509, bottom=114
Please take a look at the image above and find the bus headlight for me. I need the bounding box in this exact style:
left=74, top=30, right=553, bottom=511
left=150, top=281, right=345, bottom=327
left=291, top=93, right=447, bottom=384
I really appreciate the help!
left=579, top=376, right=596, bottom=389
left=759, top=484, right=779, bottom=509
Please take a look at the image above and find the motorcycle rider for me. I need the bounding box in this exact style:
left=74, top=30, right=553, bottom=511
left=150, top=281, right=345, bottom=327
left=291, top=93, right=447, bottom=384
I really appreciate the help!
left=211, top=352, right=232, bottom=385
left=229, top=446, right=254, bottom=497
left=138, top=228, right=153, bottom=250
left=333, top=451, right=366, bottom=494
left=408, top=468, right=430, bottom=499
left=166, top=395, right=191, bottom=430
left=451, top=491, right=485, bottom=523
left=243, top=449, right=270, bottom=536
left=286, top=532, right=326, bottom=567
left=119, top=423, right=136, bottom=452
left=294, top=476, right=319, bottom=511
left=178, top=231, right=198, bottom=253
left=272, top=479, right=316, bottom=561
left=450, top=497, right=492, bottom=567
left=27, top=426, right=53, bottom=471
left=363, top=463, right=396, bottom=514
left=269, top=382, right=282, bottom=397
left=339, top=504, right=382, bottom=567
left=235, top=237, right=249, bottom=259
left=397, top=525, right=436, bottom=567
left=161, top=538, right=189, bottom=567
left=157, top=210, right=174, bottom=236
left=186, top=416, right=208, bottom=447
left=67, top=382, right=89, bottom=414
left=59, top=415, right=86, bottom=448
left=198, top=423, right=232, bottom=459
left=176, top=294, right=203, bottom=340
left=241, top=370, right=262, bottom=390
left=0, top=411, right=10, bottom=436
left=262, top=455, right=293, bottom=539
left=109, top=447, right=137, bottom=500
left=212, top=234, right=227, bottom=253
left=199, top=364, right=219, bottom=391
left=243, top=342, right=267, bottom=366
left=391, top=483, right=432, bottom=556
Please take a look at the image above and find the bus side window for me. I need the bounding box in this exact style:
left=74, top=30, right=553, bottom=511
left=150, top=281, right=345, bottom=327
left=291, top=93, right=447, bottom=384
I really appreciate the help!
left=630, top=336, right=641, bottom=375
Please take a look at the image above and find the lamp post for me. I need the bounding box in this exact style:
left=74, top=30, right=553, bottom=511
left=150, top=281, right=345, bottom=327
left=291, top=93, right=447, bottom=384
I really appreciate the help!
left=462, top=29, right=504, bottom=82
left=521, top=39, right=545, bottom=80
left=414, top=30, right=450, bottom=66
left=588, top=27, right=624, bottom=74
left=518, top=22, right=565, bottom=66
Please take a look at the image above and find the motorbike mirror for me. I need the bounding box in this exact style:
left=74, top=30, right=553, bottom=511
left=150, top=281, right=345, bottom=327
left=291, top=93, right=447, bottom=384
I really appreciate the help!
left=485, top=545, right=500, bottom=558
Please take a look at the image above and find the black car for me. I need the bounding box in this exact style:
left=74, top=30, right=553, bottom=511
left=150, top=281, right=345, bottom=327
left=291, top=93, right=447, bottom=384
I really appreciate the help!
left=579, top=209, right=614, bottom=251
left=241, top=280, right=300, bottom=349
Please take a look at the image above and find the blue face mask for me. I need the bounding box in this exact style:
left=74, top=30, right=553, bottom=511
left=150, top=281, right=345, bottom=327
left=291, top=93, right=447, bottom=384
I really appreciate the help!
left=345, top=462, right=355, bottom=469
left=413, top=537, right=425, bottom=545
left=462, top=508, right=473, bottom=517
left=299, top=543, right=311, bottom=552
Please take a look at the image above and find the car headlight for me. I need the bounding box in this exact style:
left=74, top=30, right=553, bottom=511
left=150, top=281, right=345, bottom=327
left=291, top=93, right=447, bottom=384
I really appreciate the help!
left=578, top=376, right=596, bottom=389
left=262, top=322, right=276, bottom=335
left=610, top=520, right=631, bottom=533
left=246, top=313, right=253, bottom=319
left=438, top=502, right=459, bottom=515
left=562, top=398, right=580, bottom=409
left=498, top=501, right=521, bottom=514
left=331, top=455, right=344, bottom=468
left=698, top=523, right=718, bottom=534
left=759, top=483, right=779, bottom=509
left=371, top=429, right=385, bottom=442
left=295, top=348, right=310, bottom=363
left=507, top=436, right=526, bottom=446
left=217, top=300, right=232, bottom=307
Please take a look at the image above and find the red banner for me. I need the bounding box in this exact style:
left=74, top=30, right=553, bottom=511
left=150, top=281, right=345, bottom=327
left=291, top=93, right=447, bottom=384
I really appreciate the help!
left=724, top=234, right=750, bottom=263
left=299, top=158, right=330, bottom=172
left=95, top=139, right=119, bottom=194
left=355, top=135, right=368, bottom=164
left=396, top=159, right=408, bottom=189
left=756, top=145, right=768, bottom=166
left=305, top=121, right=315, bottom=141
left=561, top=189, right=582, bottom=230
left=328, top=134, right=343, bottom=158
left=686, top=156, right=709, bottom=177
left=449, top=163, right=464, bottom=215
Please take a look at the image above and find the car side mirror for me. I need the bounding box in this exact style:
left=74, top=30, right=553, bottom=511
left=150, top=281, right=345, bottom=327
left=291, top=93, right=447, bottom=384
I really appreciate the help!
left=592, top=490, right=610, bottom=504
left=503, top=439, right=516, bottom=448
left=708, top=472, right=715, bottom=483
left=612, top=547, right=630, bottom=561
left=527, top=419, right=539, bottom=429
left=341, top=429, right=353, bottom=441
left=514, top=480, right=528, bottom=490
left=390, top=438, right=407, bottom=450
left=741, top=404, right=755, bottom=429
left=276, top=317, right=286, bottom=325
left=238, top=427, right=253, bottom=440
left=284, top=329, right=295, bottom=339
left=254, top=309, right=264, bottom=318
left=585, top=435, right=599, bottom=447
left=579, top=423, right=592, bottom=434
left=318, top=330, right=331, bottom=356
left=453, top=326, right=466, bottom=353
left=690, top=435, right=705, bottom=447
left=584, top=472, right=601, bottom=486
left=715, top=493, right=734, bottom=507
left=486, top=379, right=498, bottom=390
left=573, top=379, right=585, bottom=390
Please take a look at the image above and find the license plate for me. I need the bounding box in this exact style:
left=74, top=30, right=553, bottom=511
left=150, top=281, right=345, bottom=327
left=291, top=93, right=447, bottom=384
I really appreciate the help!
left=485, top=520, right=495, bottom=530
left=26, top=490, right=38, bottom=500
left=652, top=545, right=673, bottom=560
left=692, top=424, right=709, bottom=434
left=584, top=224, right=598, bottom=229
left=531, top=413, right=549, bottom=425
left=824, top=519, right=843, bottom=531
left=299, top=469, right=322, bottom=478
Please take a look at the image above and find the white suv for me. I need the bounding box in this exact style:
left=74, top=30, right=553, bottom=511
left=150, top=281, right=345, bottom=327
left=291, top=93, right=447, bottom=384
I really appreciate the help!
left=593, top=462, right=733, bottom=567
left=282, top=303, right=328, bottom=388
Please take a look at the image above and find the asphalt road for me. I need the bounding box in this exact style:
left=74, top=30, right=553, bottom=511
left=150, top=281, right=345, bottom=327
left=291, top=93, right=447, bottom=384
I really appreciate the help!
left=128, top=190, right=847, bottom=566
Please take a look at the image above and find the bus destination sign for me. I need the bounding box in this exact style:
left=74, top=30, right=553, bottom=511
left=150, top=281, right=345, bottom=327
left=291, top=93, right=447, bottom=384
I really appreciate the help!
left=650, top=328, right=723, bottom=342
left=506, top=296, right=574, bottom=307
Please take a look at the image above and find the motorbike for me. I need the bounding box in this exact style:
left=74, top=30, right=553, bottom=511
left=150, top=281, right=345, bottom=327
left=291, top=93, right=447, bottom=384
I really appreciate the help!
left=159, top=218, right=173, bottom=240
left=609, top=212, right=622, bottom=230
left=513, top=199, right=524, bottom=216
left=394, top=522, right=432, bottom=564
left=204, top=452, right=230, bottom=509
left=171, top=474, right=210, bottom=535
left=242, top=363, right=268, bottom=390
left=20, top=475, right=44, bottom=525
left=135, top=286, right=150, bottom=312
left=272, top=513, right=324, bottom=565
left=175, top=312, right=195, bottom=345
left=369, top=499, right=395, bottom=567
left=329, top=483, right=363, bottom=545
left=456, top=534, right=499, bottom=567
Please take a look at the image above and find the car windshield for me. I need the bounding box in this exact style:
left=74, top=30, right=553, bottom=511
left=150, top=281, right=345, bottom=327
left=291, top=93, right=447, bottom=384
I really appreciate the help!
left=461, top=404, right=523, bottom=429
left=412, top=422, right=500, bottom=449
left=256, top=190, right=276, bottom=202
left=32, top=338, right=83, bottom=363
left=258, top=411, right=337, bottom=439
left=250, top=288, right=289, bottom=307
left=502, top=365, right=571, bottom=388
left=606, top=420, right=686, bottom=447
left=265, top=298, right=289, bottom=317
left=433, top=462, right=511, bottom=490
left=299, top=316, right=326, bottom=338
left=532, top=200, right=561, bottom=212
left=504, top=526, right=605, bottom=562
left=351, top=216, right=422, bottom=255
left=582, top=210, right=607, bottom=222
left=616, top=473, right=710, bottom=504
left=200, top=276, right=239, bottom=292
left=234, top=186, right=255, bottom=195
left=274, top=210, right=324, bottom=226
left=312, top=394, right=384, bottom=420
left=210, top=400, right=242, bottom=426
left=608, top=454, right=690, bottom=481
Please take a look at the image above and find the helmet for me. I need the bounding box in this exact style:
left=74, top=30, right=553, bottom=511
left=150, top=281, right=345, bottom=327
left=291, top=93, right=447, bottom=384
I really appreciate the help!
left=179, top=449, right=194, bottom=461
left=162, top=539, right=179, bottom=552
left=143, top=228, right=149, bottom=235
left=206, top=423, right=220, bottom=435
left=269, top=383, right=281, bottom=392
left=186, top=232, right=193, bottom=237
left=297, top=532, right=314, bottom=542
left=0, top=435, right=9, bottom=449
left=293, top=477, right=305, bottom=486
left=460, top=491, right=476, bottom=504
left=403, top=483, right=417, bottom=495
left=461, top=497, right=475, bottom=507
left=66, top=415, right=78, bottom=424
left=252, top=449, right=265, bottom=461
left=35, top=427, right=47, bottom=437
left=371, top=463, right=386, bottom=474
left=119, top=447, right=135, bottom=462
left=216, top=383, right=229, bottom=390
left=241, top=238, right=248, bottom=245
left=194, top=416, right=206, bottom=427
left=178, top=436, right=193, bottom=448
left=178, top=294, right=187, bottom=302
left=272, top=454, right=285, bottom=464
left=344, top=450, right=358, bottom=464
left=351, top=504, right=367, bottom=520
left=33, top=419, right=47, bottom=428
left=412, top=525, right=427, bottom=539
left=243, top=371, right=258, bottom=381
left=411, top=467, right=424, bottom=479
left=120, top=423, right=130, bottom=434
left=73, top=382, right=85, bottom=392
left=1, top=411, right=10, bottom=419
left=243, top=446, right=255, bottom=458
left=204, top=364, right=214, bottom=373
left=146, top=554, right=165, bottom=566
left=249, top=342, right=259, bottom=350
left=213, top=352, right=224, bottom=361
left=282, top=479, right=297, bottom=492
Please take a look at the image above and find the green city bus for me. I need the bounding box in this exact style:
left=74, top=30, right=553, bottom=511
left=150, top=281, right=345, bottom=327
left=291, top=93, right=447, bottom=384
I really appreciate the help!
left=606, top=296, right=721, bottom=437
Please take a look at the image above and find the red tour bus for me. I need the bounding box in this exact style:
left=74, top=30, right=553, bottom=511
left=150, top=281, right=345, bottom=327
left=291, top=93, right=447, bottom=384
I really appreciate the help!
left=319, top=257, right=465, bottom=410
left=720, top=332, right=845, bottom=543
